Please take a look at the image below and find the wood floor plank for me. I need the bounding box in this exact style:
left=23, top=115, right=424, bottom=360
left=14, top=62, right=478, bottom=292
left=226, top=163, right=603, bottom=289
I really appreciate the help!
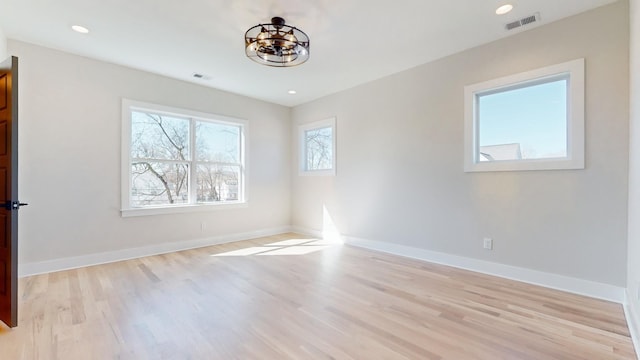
left=0, top=233, right=636, bottom=359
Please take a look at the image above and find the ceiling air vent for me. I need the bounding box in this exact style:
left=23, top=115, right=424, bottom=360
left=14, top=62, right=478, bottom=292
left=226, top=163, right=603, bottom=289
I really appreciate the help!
left=505, top=13, right=541, bottom=31
left=192, top=73, right=212, bottom=80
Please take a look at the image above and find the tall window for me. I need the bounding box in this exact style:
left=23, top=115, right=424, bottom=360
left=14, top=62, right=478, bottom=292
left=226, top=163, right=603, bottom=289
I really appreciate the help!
left=464, top=59, right=584, bottom=172
left=122, top=100, right=246, bottom=215
left=299, top=117, right=336, bottom=176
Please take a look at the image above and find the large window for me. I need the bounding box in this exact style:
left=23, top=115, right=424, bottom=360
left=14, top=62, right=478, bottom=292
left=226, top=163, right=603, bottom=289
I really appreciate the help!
left=122, top=100, right=246, bottom=216
left=299, top=117, right=336, bottom=176
left=464, top=59, right=584, bottom=172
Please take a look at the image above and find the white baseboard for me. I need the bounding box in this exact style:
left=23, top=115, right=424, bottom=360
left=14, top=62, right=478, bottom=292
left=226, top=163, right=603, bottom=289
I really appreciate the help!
left=625, top=291, right=640, bottom=358
left=19, top=226, right=292, bottom=277
left=342, top=235, right=625, bottom=303
left=290, top=225, right=324, bottom=239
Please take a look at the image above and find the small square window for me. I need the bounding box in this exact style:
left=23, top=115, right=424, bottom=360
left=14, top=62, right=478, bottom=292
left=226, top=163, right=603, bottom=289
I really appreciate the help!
left=299, top=117, right=336, bottom=176
left=464, top=59, right=584, bottom=172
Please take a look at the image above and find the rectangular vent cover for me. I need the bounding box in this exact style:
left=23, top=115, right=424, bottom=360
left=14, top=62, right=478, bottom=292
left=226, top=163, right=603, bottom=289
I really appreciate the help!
left=505, top=13, right=541, bottom=31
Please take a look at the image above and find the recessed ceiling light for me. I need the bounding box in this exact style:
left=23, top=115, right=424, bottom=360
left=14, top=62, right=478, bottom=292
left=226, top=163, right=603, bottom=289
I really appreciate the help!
left=496, top=4, right=514, bottom=15
left=71, top=25, right=90, bottom=34
left=288, top=90, right=297, bottom=95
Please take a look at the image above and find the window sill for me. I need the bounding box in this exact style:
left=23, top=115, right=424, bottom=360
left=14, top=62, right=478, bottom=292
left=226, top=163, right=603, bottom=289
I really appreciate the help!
left=464, top=157, right=584, bottom=172
left=298, top=169, right=336, bottom=177
left=121, top=202, right=248, bottom=217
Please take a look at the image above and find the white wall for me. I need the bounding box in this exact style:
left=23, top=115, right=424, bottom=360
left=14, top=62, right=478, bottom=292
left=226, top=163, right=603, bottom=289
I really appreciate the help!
left=10, top=40, right=292, bottom=268
left=628, top=0, right=640, bottom=346
left=292, top=2, right=629, bottom=287
left=0, top=26, right=7, bottom=59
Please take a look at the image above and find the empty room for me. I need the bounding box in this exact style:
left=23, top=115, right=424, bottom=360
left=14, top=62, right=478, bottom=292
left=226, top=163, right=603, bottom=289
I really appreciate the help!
left=0, top=0, right=639, bottom=358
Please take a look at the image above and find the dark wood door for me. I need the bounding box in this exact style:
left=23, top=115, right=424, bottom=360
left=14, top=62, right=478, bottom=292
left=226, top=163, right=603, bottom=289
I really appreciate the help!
left=0, top=56, right=20, bottom=328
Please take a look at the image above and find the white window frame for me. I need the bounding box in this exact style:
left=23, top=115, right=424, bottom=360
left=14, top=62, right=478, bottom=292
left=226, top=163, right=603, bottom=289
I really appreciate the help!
left=464, top=58, right=585, bottom=172
left=121, top=99, right=248, bottom=217
left=298, top=117, right=337, bottom=176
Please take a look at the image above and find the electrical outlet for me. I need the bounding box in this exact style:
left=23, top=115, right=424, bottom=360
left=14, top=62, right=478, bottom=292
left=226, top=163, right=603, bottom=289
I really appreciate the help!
left=201, top=222, right=206, bottom=232
left=483, top=237, right=493, bottom=250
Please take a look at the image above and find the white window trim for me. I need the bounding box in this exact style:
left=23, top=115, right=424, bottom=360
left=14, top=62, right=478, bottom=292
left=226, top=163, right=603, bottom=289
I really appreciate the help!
left=298, top=117, right=337, bottom=176
left=121, top=99, right=249, bottom=217
left=464, top=58, right=585, bottom=172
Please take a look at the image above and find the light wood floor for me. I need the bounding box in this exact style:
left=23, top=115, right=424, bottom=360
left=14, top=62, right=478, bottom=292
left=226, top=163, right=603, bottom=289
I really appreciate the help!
left=0, top=233, right=636, bottom=359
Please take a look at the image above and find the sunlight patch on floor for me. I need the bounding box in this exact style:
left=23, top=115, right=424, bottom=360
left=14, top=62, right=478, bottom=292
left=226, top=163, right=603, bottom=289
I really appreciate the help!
left=211, top=246, right=276, bottom=257
left=211, top=239, right=338, bottom=257
left=267, top=239, right=313, bottom=247
left=257, top=245, right=329, bottom=256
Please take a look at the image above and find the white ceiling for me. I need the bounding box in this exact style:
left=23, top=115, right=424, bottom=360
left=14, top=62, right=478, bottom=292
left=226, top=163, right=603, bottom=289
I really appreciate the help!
left=0, top=0, right=618, bottom=107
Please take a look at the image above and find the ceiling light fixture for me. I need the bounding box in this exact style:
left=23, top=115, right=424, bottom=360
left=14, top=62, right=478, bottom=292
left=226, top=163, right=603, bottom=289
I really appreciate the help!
left=245, top=17, right=310, bottom=67
left=496, top=4, right=514, bottom=15
left=288, top=90, right=297, bottom=95
left=71, top=25, right=90, bottom=34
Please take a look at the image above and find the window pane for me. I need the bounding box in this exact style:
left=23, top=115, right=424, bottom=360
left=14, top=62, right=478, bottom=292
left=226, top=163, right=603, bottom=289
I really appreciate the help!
left=196, top=121, right=240, bottom=163
left=305, top=126, right=333, bottom=170
left=131, top=161, right=189, bottom=207
left=478, top=78, right=567, bottom=161
left=131, top=111, right=190, bottom=160
left=196, top=164, right=240, bottom=202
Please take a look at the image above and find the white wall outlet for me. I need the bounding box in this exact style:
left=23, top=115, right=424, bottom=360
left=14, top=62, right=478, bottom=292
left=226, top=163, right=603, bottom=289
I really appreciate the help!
left=483, top=237, right=493, bottom=250
left=201, top=222, right=206, bottom=232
